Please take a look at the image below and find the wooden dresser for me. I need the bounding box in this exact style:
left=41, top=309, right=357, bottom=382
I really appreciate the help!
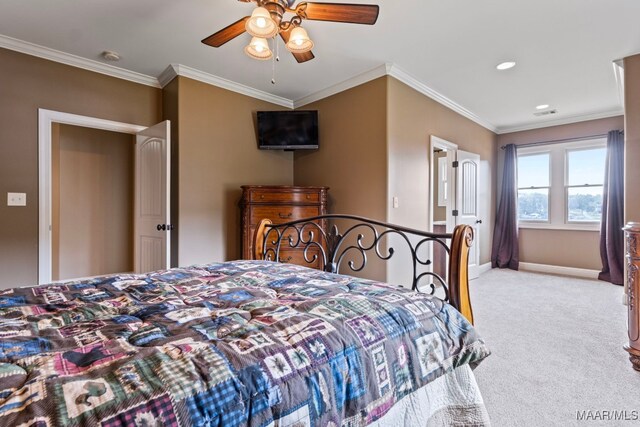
left=240, top=185, right=329, bottom=269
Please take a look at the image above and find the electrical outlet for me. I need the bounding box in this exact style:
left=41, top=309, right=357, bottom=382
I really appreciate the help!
left=7, top=192, right=26, bottom=207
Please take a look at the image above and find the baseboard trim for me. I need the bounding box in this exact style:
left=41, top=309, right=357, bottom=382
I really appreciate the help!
left=519, top=262, right=600, bottom=279
left=478, top=262, right=492, bottom=276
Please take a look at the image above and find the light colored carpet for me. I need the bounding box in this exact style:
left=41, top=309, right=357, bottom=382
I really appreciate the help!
left=471, top=269, right=640, bottom=426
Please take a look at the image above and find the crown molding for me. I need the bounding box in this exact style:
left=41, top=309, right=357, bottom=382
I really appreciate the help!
left=613, top=59, right=625, bottom=107
left=0, top=34, right=161, bottom=88
left=293, top=63, right=391, bottom=108
left=162, top=64, right=294, bottom=109
left=496, top=109, right=624, bottom=134
left=386, top=65, right=499, bottom=133
left=1, top=33, right=623, bottom=134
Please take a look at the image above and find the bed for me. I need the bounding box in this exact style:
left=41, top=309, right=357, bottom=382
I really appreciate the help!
left=0, top=215, right=490, bottom=426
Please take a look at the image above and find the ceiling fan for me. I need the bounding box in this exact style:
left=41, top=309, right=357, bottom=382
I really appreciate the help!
left=201, top=0, right=380, bottom=63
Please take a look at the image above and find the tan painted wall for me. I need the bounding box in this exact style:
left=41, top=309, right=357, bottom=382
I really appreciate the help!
left=52, top=124, right=134, bottom=280
left=0, top=48, right=161, bottom=288
left=171, top=76, right=293, bottom=266
left=294, top=77, right=388, bottom=281
left=624, top=54, right=640, bottom=225
left=497, top=115, right=624, bottom=270
left=387, top=77, right=498, bottom=277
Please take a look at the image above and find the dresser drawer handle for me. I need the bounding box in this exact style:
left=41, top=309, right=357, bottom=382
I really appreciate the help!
left=278, top=256, right=293, bottom=263
left=278, top=213, right=293, bottom=219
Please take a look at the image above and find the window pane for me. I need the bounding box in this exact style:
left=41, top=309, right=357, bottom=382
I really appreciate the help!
left=567, top=148, right=606, bottom=186
left=518, top=189, right=549, bottom=221
left=518, top=153, right=550, bottom=188
left=567, top=186, right=603, bottom=222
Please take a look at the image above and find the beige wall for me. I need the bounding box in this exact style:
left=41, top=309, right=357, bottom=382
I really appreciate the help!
left=294, top=77, right=389, bottom=280
left=169, top=76, right=293, bottom=266
left=294, top=76, right=498, bottom=284
left=52, top=124, right=134, bottom=280
left=624, top=54, right=640, bottom=225
left=0, top=48, right=161, bottom=288
left=387, top=77, right=498, bottom=269
left=497, top=115, right=624, bottom=270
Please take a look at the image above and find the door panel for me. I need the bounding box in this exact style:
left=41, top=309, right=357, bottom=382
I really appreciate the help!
left=456, top=150, right=481, bottom=279
left=135, top=121, right=170, bottom=273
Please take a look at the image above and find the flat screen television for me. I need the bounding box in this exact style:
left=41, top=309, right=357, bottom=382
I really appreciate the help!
left=257, top=110, right=319, bottom=150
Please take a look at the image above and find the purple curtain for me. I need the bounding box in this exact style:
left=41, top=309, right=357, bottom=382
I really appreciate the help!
left=599, top=130, right=625, bottom=285
left=491, top=144, right=519, bottom=270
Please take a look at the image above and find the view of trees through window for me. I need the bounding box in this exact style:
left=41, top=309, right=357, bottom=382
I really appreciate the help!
left=517, top=153, right=550, bottom=221
left=516, top=145, right=606, bottom=224
left=566, top=147, right=606, bottom=221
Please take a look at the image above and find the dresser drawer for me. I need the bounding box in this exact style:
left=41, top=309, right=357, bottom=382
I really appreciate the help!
left=250, top=206, right=320, bottom=225
left=267, top=248, right=322, bottom=269
left=249, top=191, right=319, bottom=204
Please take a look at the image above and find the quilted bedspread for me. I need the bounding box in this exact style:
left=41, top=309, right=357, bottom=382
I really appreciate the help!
left=0, top=260, right=490, bottom=427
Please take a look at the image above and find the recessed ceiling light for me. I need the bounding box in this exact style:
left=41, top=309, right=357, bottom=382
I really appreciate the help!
left=496, top=61, right=516, bottom=70
left=536, top=104, right=550, bottom=110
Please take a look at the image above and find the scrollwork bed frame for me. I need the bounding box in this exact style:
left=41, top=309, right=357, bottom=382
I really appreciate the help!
left=253, top=214, right=475, bottom=325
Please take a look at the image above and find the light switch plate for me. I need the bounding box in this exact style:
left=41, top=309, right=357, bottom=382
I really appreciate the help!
left=7, top=192, right=26, bottom=206
left=392, top=196, right=399, bottom=209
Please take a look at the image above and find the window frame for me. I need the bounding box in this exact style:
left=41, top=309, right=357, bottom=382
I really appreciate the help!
left=564, top=144, right=606, bottom=225
left=516, top=138, right=606, bottom=231
left=516, top=151, right=552, bottom=224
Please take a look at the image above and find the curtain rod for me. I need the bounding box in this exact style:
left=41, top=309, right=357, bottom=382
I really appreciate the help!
left=499, top=131, right=623, bottom=150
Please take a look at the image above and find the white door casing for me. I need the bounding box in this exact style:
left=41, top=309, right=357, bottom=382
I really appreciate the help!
left=38, top=109, right=146, bottom=285
left=135, top=121, right=171, bottom=273
left=455, top=150, right=481, bottom=279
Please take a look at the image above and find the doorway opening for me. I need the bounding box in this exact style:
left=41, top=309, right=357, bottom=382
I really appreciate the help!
left=428, top=135, right=481, bottom=280
left=38, top=109, right=171, bottom=285
left=51, top=124, right=135, bottom=281
left=429, top=136, right=457, bottom=280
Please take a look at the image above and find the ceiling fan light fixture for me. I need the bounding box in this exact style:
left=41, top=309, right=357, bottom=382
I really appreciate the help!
left=246, top=7, right=278, bottom=38
left=244, top=37, right=273, bottom=60
left=286, top=27, right=314, bottom=53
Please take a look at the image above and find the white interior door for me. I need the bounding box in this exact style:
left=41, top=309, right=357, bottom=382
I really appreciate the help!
left=135, top=121, right=171, bottom=273
left=455, top=150, right=481, bottom=279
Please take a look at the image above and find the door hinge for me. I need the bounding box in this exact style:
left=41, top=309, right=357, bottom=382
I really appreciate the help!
left=452, top=210, right=459, bottom=217
left=452, top=161, right=459, bottom=168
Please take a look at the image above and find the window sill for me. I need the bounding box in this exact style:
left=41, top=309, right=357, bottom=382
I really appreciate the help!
left=518, top=222, right=600, bottom=232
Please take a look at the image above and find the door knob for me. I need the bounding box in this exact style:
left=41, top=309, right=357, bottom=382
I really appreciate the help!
left=157, top=224, right=166, bottom=231
left=475, top=219, right=483, bottom=224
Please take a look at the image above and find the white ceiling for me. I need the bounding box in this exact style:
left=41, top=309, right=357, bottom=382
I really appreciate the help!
left=0, top=0, right=638, bottom=132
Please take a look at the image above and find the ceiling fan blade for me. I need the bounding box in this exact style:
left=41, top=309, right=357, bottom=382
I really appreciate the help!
left=297, top=2, right=379, bottom=25
left=280, top=29, right=315, bottom=63
left=201, top=17, right=249, bottom=47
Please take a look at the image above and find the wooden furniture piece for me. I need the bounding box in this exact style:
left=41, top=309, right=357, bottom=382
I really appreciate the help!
left=433, top=222, right=448, bottom=279
left=240, top=185, right=328, bottom=268
left=625, top=222, right=640, bottom=371
left=254, top=214, right=476, bottom=325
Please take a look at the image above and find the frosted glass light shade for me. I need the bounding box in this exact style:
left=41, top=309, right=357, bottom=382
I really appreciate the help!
left=286, top=26, right=314, bottom=53
left=244, top=37, right=273, bottom=60
left=246, top=7, right=278, bottom=38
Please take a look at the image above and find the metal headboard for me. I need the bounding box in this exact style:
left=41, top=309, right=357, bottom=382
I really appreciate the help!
left=254, top=214, right=475, bottom=324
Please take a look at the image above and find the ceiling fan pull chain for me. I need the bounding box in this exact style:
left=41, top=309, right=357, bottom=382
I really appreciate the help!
left=271, top=36, right=279, bottom=85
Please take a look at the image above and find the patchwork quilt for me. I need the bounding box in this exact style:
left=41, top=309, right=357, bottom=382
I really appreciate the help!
left=0, top=260, right=490, bottom=427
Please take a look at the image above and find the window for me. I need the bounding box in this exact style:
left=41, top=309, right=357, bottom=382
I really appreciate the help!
left=566, top=147, right=606, bottom=222
left=437, top=156, right=448, bottom=207
left=517, top=153, right=550, bottom=221
left=516, top=139, right=606, bottom=229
